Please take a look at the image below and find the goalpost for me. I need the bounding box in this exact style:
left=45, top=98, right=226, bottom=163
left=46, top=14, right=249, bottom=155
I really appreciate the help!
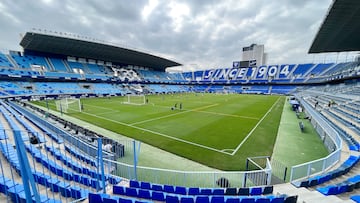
left=55, top=98, right=82, bottom=113
left=123, top=94, right=146, bottom=105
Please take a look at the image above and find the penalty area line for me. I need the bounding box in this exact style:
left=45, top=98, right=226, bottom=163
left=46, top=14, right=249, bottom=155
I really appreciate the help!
left=80, top=110, right=231, bottom=155
left=230, top=97, right=282, bottom=156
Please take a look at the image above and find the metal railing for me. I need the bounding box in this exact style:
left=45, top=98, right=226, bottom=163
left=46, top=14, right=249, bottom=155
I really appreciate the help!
left=289, top=94, right=342, bottom=182
left=104, top=157, right=272, bottom=188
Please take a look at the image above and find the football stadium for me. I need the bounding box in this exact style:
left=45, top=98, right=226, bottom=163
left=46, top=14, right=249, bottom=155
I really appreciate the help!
left=0, top=0, right=359, bottom=203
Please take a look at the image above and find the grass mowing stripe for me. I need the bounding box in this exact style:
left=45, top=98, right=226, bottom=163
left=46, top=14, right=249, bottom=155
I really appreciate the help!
left=231, top=97, right=282, bottom=155
left=79, top=110, right=232, bottom=155
left=130, top=103, right=219, bottom=126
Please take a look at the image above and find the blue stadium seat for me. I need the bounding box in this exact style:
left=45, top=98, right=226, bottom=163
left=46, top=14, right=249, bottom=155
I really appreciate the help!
left=196, top=196, right=210, bottom=203
left=238, top=187, right=249, bottom=195
left=256, top=197, right=271, bottom=203
left=58, top=182, right=71, bottom=197
left=175, top=186, right=187, bottom=195
left=188, top=187, right=200, bottom=195
left=250, top=187, right=262, bottom=195
left=125, top=187, right=138, bottom=197
left=103, top=196, right=120, bottom=203
left=181, top=196, right=195, bottom=203
left=151, top=184, right=163, bottom=191
left=200, top=188, right=212, bottom=195
left=225, top=187, right=237, bottom=195
left=151, top=191, right=165, bottom=201
left=211, top=196, right=225, bottom=203
left=225, top=197, right=241, bottom=203
left=138, top=189, right=151, bottom=199
left=113, top=185, right=125, bottom=195
left=317, top=185, right=338, bottom=195
left=263, top=186, right=273, bottom=195
left=140, top=181, right=151, bottom=190
left=212, top=188, right=225, bottom=195
left=129, top=180, right=140, bottom=188
left=271, top=197, right=285, bottom=203
left=89, top=193, right=105, bottom=203
left=166, top=194, right=179, bottom=203
left=119, top=197, right=133, bottom=203
left=351, top=195, right=360, bottom=203
left=164, top=184, right=175, bottom=193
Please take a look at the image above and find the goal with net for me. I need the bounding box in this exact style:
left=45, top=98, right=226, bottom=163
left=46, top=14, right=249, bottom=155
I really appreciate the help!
left=55, top=98, right=82, bottom=113
left=123, top=94, right=146, bottom=105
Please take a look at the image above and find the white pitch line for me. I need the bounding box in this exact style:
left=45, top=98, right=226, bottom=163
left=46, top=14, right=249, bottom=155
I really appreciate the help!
left=192, top=110, right=259, bottom=120
left=230, top=97, right=282, bottom=156
left=79, top=110, right=232, bottom=155
left=129, top=103, right=219, bottom=126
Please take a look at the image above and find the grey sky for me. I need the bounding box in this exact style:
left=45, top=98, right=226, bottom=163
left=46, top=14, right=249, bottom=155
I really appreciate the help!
left=0, top=0, right=340, bottom=70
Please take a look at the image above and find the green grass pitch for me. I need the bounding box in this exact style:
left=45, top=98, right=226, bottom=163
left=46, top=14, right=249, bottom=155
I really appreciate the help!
left=34, top=93, right=285, bottom=170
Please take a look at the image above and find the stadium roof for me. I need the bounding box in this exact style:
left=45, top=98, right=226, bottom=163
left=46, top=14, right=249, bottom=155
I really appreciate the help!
left=20, top=32, right=181, bottom=71
left=309, top=0, right=360, bottom=53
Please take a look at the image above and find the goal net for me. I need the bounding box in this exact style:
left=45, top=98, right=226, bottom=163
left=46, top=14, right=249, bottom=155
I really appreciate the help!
left=123, top=94, right=146, bottom=105
left=55, top=98, right=82, bottom=113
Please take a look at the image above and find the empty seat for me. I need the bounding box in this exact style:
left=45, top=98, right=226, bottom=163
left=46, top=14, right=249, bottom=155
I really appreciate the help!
left=263, top=186, right=273, bottom=195
left=211, top=196, right=225, bottom=203
left=256, top=197, right=271, bottom=203
left=103, top=196, right=120, bottom=203
left=250, top=187, right=262, bottom=195
left=164, top=185, right=175, bottom=193
left=188, top=187, right=200, bottom=195
left=166, top=194, right=179, bottom=203
left=238, top=187, right=249, bottom=195
left=151, top=184, right=163, bottom=191
left=151, top=191, right=165, bottom=201
left=89, top=193, right=105, bottom=203
left=138, top=189, right=151, bottom=199
left=140, top=181, right=151, bottom=190
left=175, top=186, right=187, bottom=195
left=212, top=188, right=225, bottom=195
left=225, top=197, right=241, bottom=203
left=130, top=180, right=140, bottom=188
left=225, top=187, right=237, bottom=195
left=125, top=187, right=138, bottom=197
left=284, top=195, right=298, bottom=203
left=200, top=188, right=212, bottom=195
left=181, top=196, right=195, bottom=203
left=113, top=185, right=125, bottom=195
left=196, top=196, right=210, bottom=203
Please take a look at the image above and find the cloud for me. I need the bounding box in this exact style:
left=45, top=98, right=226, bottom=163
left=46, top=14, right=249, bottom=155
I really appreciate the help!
left=0, top=0, right=333, bottom=69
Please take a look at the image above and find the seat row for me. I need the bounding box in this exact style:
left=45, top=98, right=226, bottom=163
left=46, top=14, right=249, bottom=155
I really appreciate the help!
left=7, top=101, right=63, bottom=144
left=0, top=142, right=90, bottom=200
left=32, top=172, right=90, bottom=199
left=0, top=106, right=29, bottom=141
left=45, top=145, right=121, bottom=185
left=0, top=175, right=61, bottom=203
left=0, top=101, right=46, bottom=143
left=113, top=185, right=297, bottom=203
left=25, top=143, right=107, bottom=190
left=316, top=174, right=360, bottom=195
left=89, top=192, right=152, bottom=203
left=64, top=144, right=97, bottom=167
left=129, top=180, right=273, bottom=196
left=292, top=155, right=360, bottom=188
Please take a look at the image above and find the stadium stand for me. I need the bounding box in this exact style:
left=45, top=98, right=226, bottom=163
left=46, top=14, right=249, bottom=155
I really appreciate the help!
left=1, top=2, right=360, bottom=200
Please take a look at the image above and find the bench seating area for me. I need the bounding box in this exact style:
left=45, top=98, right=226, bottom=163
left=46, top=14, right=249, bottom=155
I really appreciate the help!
left=316, top=174, right=360, bottom=195
left=292, top=155, right=360, bottom=188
